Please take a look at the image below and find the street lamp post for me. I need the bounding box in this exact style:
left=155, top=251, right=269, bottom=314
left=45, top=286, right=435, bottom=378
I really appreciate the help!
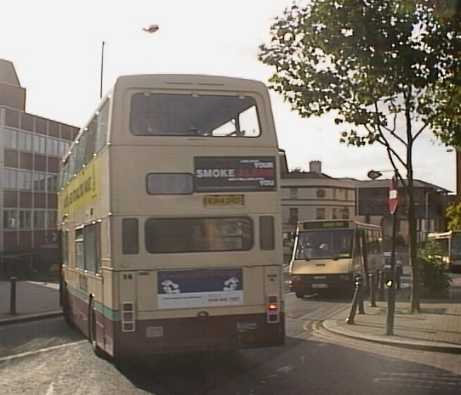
left=387, top=174, right=398, bottom=336
left=99, top=41, right=105, bottom=99
left=99, top=24, right=159, bottom=99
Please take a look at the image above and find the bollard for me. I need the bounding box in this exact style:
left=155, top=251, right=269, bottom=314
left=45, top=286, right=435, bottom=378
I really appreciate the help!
left=368, top=273, right=377, bottom=307
left=395, top=265, right=402, bottom=290
left=378, top=270, right=385, bottom=301
left=10, top=277, right=17, bottom=315
left=357, top=275, right=365, bottom=314
left=346, top=275, right=363, bottom=325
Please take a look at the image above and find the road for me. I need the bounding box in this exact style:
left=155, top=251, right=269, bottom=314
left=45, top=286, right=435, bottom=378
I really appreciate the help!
left=1, top=293, right=461, bottom=395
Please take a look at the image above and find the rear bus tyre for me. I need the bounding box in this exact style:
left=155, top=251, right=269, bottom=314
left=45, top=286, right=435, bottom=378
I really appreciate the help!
left=295, top=291, right=305, bottom=299
left=89, top=299, right=104, bottom=358
left=62, top=284, right=74, bottom=327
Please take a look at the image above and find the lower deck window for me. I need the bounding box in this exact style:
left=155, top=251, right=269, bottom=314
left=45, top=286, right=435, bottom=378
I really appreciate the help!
left=145, top=217, right=253, bottom=253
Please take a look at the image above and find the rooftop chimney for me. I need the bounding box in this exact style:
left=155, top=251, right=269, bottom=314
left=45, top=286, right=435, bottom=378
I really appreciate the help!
left=309, top=160, right=322, bottom=174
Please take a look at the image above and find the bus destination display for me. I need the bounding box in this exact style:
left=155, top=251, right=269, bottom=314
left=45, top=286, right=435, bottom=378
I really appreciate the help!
left=302, top=220, right=351, bottom=230
left=194, top=156, right=276, bottom=192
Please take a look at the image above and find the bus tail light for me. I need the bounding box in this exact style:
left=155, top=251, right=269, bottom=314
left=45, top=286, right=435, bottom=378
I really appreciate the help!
left=266, top=296, right=280, bottom=324
left=121, top=302, right=136, bottom=333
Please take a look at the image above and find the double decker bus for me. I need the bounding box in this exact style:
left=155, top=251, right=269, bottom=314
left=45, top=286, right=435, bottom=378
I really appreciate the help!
left=289, top=220, right=384, bottom=298
left=58, top=74, right=285, bottom=358
left=427, top=231, right=461, bottom=272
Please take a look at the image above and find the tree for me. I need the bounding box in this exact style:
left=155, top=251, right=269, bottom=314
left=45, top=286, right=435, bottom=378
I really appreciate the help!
left=446, top=201, right=461, bottom=231
left=259, top=0, right=460, bottom=312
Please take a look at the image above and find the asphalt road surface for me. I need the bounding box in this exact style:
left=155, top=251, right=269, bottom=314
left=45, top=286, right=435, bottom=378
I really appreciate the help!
left=1, top=293, right=460, bottom=395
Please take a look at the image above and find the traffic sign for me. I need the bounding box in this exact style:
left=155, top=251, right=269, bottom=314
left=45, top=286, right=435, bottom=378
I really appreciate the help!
left=388, top=176, right=398, bottom=214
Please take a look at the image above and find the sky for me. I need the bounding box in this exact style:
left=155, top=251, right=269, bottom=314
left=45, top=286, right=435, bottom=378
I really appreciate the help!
left=0, top=0, right=455, bottom=192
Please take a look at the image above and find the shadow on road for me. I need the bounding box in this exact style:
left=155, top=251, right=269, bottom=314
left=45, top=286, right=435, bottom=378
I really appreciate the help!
left=0, top=317, right=83, bottom=359
left=115, top=336, right=304, bottom=395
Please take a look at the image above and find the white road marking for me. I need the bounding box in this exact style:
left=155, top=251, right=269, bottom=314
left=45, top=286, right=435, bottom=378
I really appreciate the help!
left=0, top=340, right=86, bottom=363
left=45, top=382, right=55, bottom=395
left=276, top=365, right=293, bottom=374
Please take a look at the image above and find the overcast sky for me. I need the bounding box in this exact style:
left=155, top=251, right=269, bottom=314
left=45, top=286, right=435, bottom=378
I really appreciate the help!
left=1, top=0, right=455, bottom=191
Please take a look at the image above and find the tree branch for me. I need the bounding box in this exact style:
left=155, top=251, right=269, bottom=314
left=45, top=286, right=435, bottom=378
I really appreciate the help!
left=374, top=102, right=407, bottom=147
left=367, top=104, right=407, bottom=168
left=413, top=120, right=430, bottom=141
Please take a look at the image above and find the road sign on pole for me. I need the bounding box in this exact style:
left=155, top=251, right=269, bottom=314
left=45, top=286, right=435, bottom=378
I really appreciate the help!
left=388, top=176, right=398, bottom=214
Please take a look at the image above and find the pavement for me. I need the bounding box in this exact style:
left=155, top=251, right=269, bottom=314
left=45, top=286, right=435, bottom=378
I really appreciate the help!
left=321, top=273, right=461, bottom=354
left=0, top=280, right=62, bottom=325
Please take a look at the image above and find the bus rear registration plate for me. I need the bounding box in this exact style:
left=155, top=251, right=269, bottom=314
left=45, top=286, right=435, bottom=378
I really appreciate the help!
left=204, top=194, right=244, bottom=207
left=312, top=284, right=328, bottom=289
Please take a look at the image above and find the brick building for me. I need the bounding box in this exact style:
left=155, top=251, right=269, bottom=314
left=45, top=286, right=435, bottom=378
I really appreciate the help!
left=355, top=178, right=450, bottom=245
left=0, top=59, right=78, bottom=272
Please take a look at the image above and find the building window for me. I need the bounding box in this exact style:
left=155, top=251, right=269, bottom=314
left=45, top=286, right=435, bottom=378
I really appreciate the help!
left=17, top=171, right=32, bottom=191
left=3, top=129, right=17, bottom=149
left=3, top=210, right=18, bottom=229
left=342, top=208, right=350, bottom=219
left=33, top=211, right=46, bottom=229
left=289, top=208, right=298, bottom=224
left=316, top=208, right=326, bottom=219
left=19, top=210, right=32, bottom=229
left=3, top=169, right=17, bottom=189
left=46, top=211, right=57, bottom=229
left=317, top=189, right=326, bottom=198
left=332, top=208, right=338, bottom=219
left=289, top=188, right=298, bottom=199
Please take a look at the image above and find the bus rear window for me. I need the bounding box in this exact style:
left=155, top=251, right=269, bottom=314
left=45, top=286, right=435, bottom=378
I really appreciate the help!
left=145, top=217, right=253, bottom=253
left=130, top=93, right=261, bottom=137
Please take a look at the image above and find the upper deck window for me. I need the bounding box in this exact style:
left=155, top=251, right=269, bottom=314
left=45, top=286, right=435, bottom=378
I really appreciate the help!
left=129, top=93, right=261, bottom=137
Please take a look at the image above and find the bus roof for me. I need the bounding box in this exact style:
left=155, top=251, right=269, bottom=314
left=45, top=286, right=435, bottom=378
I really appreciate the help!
left=113, top=74, right=269, bottom=93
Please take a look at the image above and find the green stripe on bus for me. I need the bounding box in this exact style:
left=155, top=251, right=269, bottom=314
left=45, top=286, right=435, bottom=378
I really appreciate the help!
left=66, top=284, right=120, bottom=321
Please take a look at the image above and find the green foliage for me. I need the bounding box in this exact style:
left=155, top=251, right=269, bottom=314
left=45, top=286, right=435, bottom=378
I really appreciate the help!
left=418, top=240, right=451, bottom=296
left=258, top=0, right=460, bottom=146
left=446, top=201, right=461, bottom=231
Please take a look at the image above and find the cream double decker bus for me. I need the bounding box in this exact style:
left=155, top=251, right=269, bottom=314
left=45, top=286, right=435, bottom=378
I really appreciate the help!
left=58, top=74, right=285, bottom=358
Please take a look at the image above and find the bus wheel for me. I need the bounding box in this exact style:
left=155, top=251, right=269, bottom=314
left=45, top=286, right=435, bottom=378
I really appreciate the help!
left=295, top=291, right=305, bottom=299
left=88, top=298, right=104, bottom=358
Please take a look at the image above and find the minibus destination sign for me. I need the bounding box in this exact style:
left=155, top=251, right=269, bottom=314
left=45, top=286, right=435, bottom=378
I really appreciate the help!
left=302, top=221, right=351, bottom=230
